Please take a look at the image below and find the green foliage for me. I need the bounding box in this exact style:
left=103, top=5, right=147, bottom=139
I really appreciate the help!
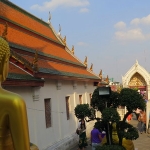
left=117, top=121, right=139, bottom=140
left=102, top=108, right=120, bottom=123
left=74, top=104, right=95, bottom=119
left=91, top=88, right=121, bottom=113
left=95, top=145, right=126, bottom=150
left=120, top=88, right=146, bottom=111
left=108, top=91, right=120, bottom=108
left=91, top=88, right=106, bottom=112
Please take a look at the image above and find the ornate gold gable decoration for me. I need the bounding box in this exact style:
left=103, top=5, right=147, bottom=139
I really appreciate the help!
left=2, top=23, right=8, bottom=41
left=99, top=70, right=102, bottom=80
left=129, top=73, right=146, bottom=86
left=84, top=56, right=87, bottom=67
left=90, top=63, right=93, bottom=71
left=71, top=45, right=74, bottom=54
left=32, top=50, right=38, bottom=72
left=10, top=50, right=38, bottom=73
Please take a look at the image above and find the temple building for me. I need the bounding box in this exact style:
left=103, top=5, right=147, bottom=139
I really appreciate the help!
left=0, top=0, right=103, bottom=149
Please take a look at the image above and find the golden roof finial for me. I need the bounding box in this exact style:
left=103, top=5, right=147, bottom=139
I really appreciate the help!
left=2, top=23, right=8, bottom=41
left=63, top=36, right=66, bottom=46
left=90, top=63, right=93, bottom=71
left=84, top=56, right=87, bottom=67
left=99, top=70, right=102, bottom=79
left=71, top=45, right=74, bottom=54
left=105, top=75, right=109, bottom=83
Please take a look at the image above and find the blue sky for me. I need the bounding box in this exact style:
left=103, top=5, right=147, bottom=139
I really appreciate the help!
left=10, top=0, right=150, bottom=82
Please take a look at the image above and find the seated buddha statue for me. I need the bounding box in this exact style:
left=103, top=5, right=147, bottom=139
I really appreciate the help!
left=0, top=36, right=30, bottom=150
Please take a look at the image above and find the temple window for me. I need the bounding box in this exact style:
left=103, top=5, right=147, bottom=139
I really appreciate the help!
left=66, top=96, right=70, bottom=120
left=44, top=98, right=51, bottom=128
left=79, top=95, right=82, bottom=104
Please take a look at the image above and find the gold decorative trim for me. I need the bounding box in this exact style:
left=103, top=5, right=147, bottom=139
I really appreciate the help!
left=10, top=49, right=38, bottom=72
left=90, top=63, right=93, bottom=71
left=2, top=22, right=8, bottom=41
left=129, top=73, right=146, bottom=86
left=84, top=56, right=87, bottom=67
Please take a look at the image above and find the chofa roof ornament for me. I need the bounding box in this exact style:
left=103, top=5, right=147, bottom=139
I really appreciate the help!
left=84, top=56, right=87, bottom=67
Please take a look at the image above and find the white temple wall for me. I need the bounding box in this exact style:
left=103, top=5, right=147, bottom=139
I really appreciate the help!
left=4, top=79, right=97, bottom=150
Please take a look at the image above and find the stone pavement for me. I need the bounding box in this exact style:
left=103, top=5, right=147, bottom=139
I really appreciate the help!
left=70, top=116, right=150, bottom=150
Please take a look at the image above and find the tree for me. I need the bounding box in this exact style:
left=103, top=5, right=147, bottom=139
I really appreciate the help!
left=116, top=88, right=146, bottom=145
left=74, top=87, right=146, bottom=149
left=74, top=103, right=95, bottom=120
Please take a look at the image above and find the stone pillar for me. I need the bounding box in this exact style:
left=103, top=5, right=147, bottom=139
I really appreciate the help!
left=146, top=85, right=150, bottom=129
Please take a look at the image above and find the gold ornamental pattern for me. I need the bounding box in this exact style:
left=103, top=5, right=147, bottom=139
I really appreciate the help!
left=129, top=73, right=146, bottom=86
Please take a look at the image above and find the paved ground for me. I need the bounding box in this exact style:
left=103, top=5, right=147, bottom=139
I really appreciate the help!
left=70, top=115, right=150, bottom=150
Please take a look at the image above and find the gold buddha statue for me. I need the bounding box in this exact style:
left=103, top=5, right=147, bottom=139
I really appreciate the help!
left=0, top=36, right=30, bottom=150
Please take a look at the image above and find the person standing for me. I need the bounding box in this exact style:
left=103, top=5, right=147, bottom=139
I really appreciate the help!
left=138, top=111, right=146, bottom=134
left=77, top=119, right=88, bottom=150
left=91, top=126, right=103, bottom=150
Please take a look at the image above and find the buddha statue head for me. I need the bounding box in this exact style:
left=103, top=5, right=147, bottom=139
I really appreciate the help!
left=0, top=36, right=10, bottom=82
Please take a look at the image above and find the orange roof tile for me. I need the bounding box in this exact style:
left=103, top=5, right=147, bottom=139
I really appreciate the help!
left=0, top=1, right=59, bottom=42
left=0, top=24, right=82, bottom=65
left=0, top=0, right=99, bottom=80
left=22, top=55, right=95, bottom=77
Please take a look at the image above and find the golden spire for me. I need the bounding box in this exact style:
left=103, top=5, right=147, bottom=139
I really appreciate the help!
left=99, top=70, right=102, bottom=79
left=84, top=56, right=87, bottom=67
left=63, top=36, right=66, bottom=46
left=105, top=75, right=109, bottom=83
left=71, top=45, right=74, bottom=54
left=90, top=63, right=93, bottom=71
left=2, top=23, right=8, bottom=41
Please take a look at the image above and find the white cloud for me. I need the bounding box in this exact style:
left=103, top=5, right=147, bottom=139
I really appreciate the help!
left=115, top=28, right=145, bottom=41
left=114, top=21, right=126, bottom=29
left=130, top=18, right=140, bottom=26
left=31, top=0, right=89, bottom=11
left=79, top=8, right=89, bottom=13
left=77, top=42, right=88, bottom=46
left=130, top=14, right=150, bottom=26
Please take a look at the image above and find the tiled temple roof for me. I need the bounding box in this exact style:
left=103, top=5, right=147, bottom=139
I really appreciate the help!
left=0, top=0, right=100, bottom=84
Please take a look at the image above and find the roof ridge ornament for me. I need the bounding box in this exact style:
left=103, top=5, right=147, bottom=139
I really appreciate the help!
left=105, top=75, right=109, bottom=83
left=2, top=22, right=8, bottom=41
left=99, top=69, right=102, bottom=80
left=135, top=59, right=138, bottom=68
left=71, top=45, right=74, bottom=54
left=63, top=36, right=66, bottom=46
left=57, top=24, right=61, bottom=36
left=48, top=11, right=51, bottom=24
left=84, top=56, right=87, bottom=67
left=90, top=63, right=93, bottom=71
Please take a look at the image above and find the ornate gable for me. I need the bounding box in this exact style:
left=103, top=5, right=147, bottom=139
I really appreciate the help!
left=122, top=60, right=150, bottom=87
